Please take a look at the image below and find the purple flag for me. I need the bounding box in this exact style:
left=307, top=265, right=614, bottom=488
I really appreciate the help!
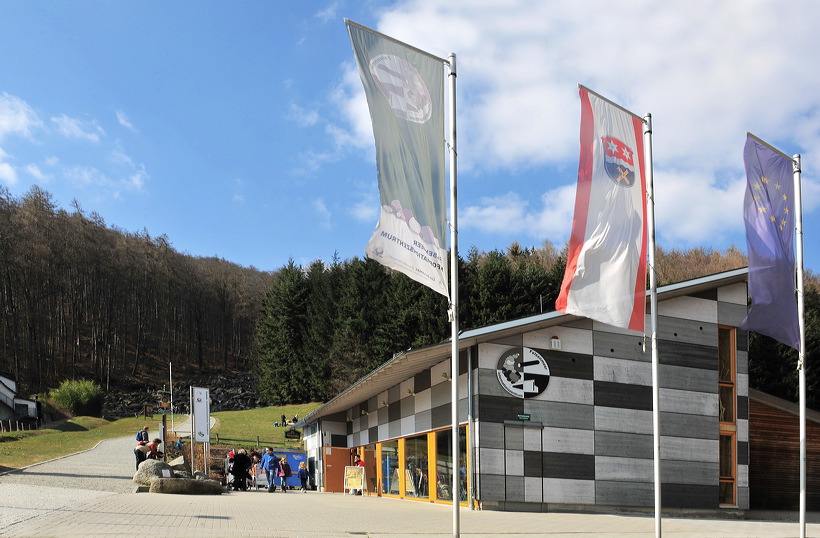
left=740, top=134, right=799, bottom=350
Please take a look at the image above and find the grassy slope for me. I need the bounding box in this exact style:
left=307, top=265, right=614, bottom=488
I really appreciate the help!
left=0, top=403, right=322, bottom=472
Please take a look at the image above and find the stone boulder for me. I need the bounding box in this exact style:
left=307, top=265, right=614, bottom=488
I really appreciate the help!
left=133, top=459, right=173, bottom=485
left=148, top=477, right=224, bottom=495
left=167, top=455, right=191, bottom=475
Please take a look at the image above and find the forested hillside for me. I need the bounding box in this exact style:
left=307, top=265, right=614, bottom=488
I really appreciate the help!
left=0, top=187, right=272, bottom=394
left=2, top=186, right=816, bottom=409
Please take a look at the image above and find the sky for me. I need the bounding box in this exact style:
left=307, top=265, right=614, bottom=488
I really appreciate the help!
left=1, top=0, right=818, bottom=275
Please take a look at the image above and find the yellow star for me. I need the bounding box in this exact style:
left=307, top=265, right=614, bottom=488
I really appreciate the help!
left=758, top=206, right=767, bottom=213
left=783, top=193, right=788, bottom=201
left=770, top=215, right=776, bottom=222
left=754, top=183, right=762, bottom=190
left=761, top=176, right=769, bottom=184
left=784, top=207, right=790, bottom=215
left=775, top=183, right=782, bottom=190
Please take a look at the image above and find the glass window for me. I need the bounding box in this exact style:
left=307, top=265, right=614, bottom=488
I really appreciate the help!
left=718, top=328, right=733, bottom=383
left=435, top=426, right=467, bottom=503
left=404, top=434, right=429, bottom=498
left=381, top=440, right=399, bottom=496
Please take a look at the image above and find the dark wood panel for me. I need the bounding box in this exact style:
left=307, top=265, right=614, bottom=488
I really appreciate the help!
left=657, top=339, right=717, bottom=371
left=542, top=451, right=595, bottom=480
left=662, top=483, right=719, bottom=509
left=594, top=381, right=653, bottom=411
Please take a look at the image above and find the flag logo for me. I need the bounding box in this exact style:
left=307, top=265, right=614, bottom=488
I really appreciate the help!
left=369, top=54, right=432, bottom=124
left=602, top=136, right=636, bottom=187
left=496, top=347, right=551, bottom=399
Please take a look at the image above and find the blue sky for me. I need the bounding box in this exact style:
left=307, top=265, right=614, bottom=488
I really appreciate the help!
left=1, top=1, right=818, bottom=274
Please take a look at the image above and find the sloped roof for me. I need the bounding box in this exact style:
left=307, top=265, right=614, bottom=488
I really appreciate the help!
left=299, top=267, right=749, bottom=426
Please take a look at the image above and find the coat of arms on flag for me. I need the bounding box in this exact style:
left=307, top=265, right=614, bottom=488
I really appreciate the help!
left=602, top=136, right=636, bottom=187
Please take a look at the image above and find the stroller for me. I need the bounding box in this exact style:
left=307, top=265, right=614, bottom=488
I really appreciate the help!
left=227, top=451, right=252, bottom=491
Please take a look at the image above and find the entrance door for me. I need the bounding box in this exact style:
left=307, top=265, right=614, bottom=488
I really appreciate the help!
left=323, top=447, right=350, bottom=493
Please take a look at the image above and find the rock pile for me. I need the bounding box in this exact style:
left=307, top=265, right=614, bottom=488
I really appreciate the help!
left=103, top=373, right=268, bottom=417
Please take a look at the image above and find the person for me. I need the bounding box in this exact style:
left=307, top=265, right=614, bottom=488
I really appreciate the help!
left=297, top=461, right=311, bottom=493
left=277, top=456, right=292, bottom=492
left=352, top=454, right=365, bottom=495
left=258, top=447, right=277, bottom=492
left=281, top=414, right=286, bottom=427
left=136, top=426, right=149, bottom=442
left=229, top=448, right=252, bottom=491
left=147, top=438, right=164, bottom=460
left=134, top=440, right=150, bottom=470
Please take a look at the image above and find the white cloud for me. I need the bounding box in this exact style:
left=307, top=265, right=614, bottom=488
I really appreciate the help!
left=314, top=1, right=339, bottom=22
left=0, top=93, right=42, bottom=141
left=335, top=0, right=820, bottom=250
left=288, top=103, right=319, bottom=127
left=116, top=110, right=136, bottom=132
left=0, top=147, right=16, bottom=185
left=313, top=198, right=332, bottom=229
left=51, top=114, right=104, bottom=143
left=24, top=163, right=50, bottom=182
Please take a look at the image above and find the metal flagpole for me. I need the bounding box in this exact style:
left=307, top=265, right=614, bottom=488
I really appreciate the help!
left=169, top=362, right=174, bottom=434
left=793, top=154, right=806, bottom=538
left=644, top=113, right=662, bottom=537
left=447, top=51, right=460, bottom=538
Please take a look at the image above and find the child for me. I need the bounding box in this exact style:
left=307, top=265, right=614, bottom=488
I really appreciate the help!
left=297, top=461, right=311, bottom=493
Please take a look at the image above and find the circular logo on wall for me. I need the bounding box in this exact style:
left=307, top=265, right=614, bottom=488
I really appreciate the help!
left=496, top=347, right=550, bottom=398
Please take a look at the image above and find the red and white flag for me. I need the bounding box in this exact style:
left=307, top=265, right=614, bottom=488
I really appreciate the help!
left=556, top=86, right=647, bottom=331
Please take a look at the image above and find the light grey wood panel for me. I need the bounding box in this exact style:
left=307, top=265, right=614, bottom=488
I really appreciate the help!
left=595, top=455, right=653, bottom=482
left=542, top=426, right=595, bottom=455
left=479, top=447, right=505, bottom=475
left=525, top=476, right=543, bottom=503
left=542, top=478, right=595, bottom=504
left=657, top=315, right=717, bottom=346
left=662, top=460, right=718, bottom=485
left=596, top=480, right=653, bottom=507
left=659, top=388, right=718, bottom=416
left=657, top=295, right=717, bottom=323
left=660, top=436, right=718, bottom=463
left=595, top=406, right=653, bottom=435
left=659, top=363, right=717, bottom=393
left=505, top=449, right=524, bottom=477
left=718, top=282, right=747, bottom=305
left=538, top=377, right=594, bottom=405
left=595, top=431, right=653, bottom=459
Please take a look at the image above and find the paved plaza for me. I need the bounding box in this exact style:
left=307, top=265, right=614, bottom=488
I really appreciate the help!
left=0, top=428, right=817, bottom=537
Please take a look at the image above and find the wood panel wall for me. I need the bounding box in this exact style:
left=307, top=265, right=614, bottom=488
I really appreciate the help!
left=749, top=397, right=820, bottom=510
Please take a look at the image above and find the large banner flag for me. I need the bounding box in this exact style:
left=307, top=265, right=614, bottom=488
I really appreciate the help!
left=346, top=20, right=449, bottom=298
left=556, top=86, right=647, bottom=331
left=740, top=134, right=799, bottom=349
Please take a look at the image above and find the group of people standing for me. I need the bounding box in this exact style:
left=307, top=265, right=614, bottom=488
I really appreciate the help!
left=228, top=446, right=311, bottom=493
left=133, top=426, right=164, bottom=470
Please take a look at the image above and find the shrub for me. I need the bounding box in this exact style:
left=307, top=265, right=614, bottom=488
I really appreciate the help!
left=50, top=379, right=105, bottom=417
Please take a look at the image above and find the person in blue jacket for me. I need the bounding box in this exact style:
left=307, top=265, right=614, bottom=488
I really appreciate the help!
left=258, top=447, right=278, bottom=492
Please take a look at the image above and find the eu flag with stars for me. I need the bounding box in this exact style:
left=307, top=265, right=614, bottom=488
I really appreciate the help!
left=740, top=133, right=799, bottom=350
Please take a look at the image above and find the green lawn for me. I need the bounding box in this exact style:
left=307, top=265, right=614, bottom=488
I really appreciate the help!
left=0, top=403, right=322, bottom=472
